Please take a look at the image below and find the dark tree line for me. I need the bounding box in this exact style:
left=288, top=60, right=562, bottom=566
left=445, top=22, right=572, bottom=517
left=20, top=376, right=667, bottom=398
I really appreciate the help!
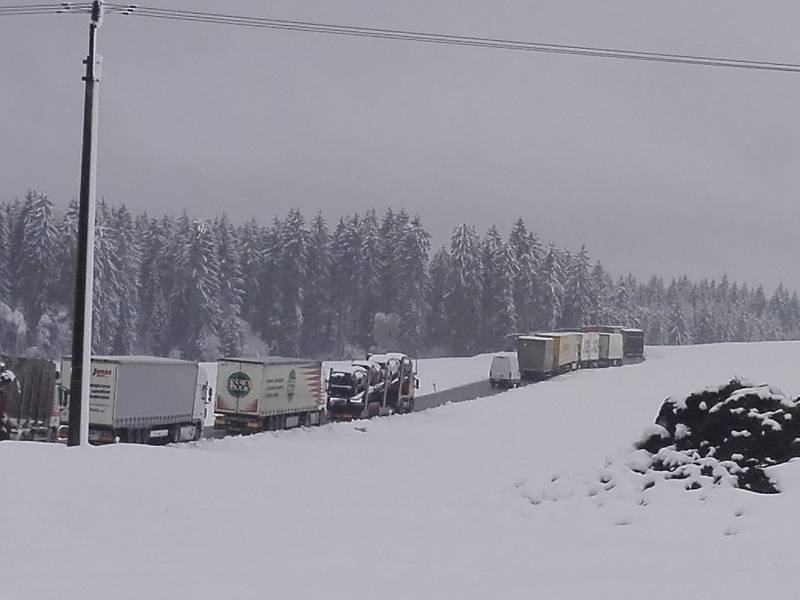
left=2, top=190, right=799, bottom=360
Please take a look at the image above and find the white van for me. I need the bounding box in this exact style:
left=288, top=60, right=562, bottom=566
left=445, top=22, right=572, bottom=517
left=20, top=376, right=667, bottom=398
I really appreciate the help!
left=489, top=353, right=521, bottom=388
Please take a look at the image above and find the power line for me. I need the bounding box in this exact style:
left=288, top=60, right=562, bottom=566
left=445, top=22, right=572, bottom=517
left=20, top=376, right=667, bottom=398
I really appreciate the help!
left=6, top=1, right=800, bottom=73
left=103, top=3, right=800, bottom=74
left=0, top=3, right=91, bottom=15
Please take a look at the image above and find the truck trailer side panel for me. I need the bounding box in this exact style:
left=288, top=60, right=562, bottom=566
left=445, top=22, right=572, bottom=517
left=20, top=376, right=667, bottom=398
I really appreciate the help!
left=216, top=357, right=322, bottom=418
left=113, top=361, right=200, bottom=428
left=259, top=362, right=322, bottom=416
left=536, top=332, right=580, bottom=371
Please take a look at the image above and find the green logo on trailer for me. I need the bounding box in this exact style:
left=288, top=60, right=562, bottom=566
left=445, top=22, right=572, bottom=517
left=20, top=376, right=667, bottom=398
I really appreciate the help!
left=226, top=371, right=252, bottom=398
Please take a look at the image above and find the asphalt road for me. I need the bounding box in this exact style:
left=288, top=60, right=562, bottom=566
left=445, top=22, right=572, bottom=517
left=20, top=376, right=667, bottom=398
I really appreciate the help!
left=413, top=379, right=509, bottom=411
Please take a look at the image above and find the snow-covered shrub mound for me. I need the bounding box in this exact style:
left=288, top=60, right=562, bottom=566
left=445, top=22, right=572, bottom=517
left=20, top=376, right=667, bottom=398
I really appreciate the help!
left=637, top=379, right=800, bottom=494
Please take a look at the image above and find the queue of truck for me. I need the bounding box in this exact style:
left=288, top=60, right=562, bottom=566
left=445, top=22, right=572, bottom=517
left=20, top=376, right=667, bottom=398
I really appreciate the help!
left=0, top=326, right=645, bottom=445
left=490, top=325, right=645, bottom=388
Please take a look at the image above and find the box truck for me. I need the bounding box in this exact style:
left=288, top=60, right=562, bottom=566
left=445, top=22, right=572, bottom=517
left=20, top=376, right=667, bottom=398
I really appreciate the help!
left=516, top=336, right=555, bottom=380
left=215, top=357, right=323, bottom=433
left=60, top=356, right=209, bottom=444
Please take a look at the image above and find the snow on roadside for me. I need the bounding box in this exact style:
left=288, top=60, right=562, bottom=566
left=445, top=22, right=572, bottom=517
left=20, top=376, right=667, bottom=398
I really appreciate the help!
left=8, top=342, right=800, bottom=599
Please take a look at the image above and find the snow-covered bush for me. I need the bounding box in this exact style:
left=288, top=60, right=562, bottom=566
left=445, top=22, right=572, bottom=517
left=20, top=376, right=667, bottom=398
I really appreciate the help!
left=637, top=379, right=800, bottom=493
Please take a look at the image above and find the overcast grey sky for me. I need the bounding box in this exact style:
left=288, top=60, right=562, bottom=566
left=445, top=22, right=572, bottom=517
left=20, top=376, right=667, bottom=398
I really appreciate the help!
left=2, top=0, right=800, bottom=290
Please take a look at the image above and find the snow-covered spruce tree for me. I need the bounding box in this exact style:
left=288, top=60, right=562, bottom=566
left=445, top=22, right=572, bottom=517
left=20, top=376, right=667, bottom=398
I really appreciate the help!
left=445, top=224, right=483, bottom=355
left=395, top=215, right=431, bottom=354
left=480, top=226, right=516, bottom=349
left=750, top=285, right=767, bottom=319
left=692, top=302, right=716, bottom=344
left=0, top=201, right=10, bottom=305
left=561, top=245, right=596, bottom=328
left=165, top=212, right=195, bottom=352
left=173, top=219, right=222, bottom=360
left=377, top=207, right=410, bottom=315
left=635, top=275, right=665, bottom=344
left=14, top=191, right=58, bottom=342
left=252, top=217, right=282, bottom=346
left=301, top=212, right=334, bottom=356
left=730, top=283, right=751, bottom=342
left=666, top=300, right=692, bottom=345
left=330, top=215, right=363, bottom=356
left=110, top=204, right=140, bottom=354
left=588, top=262, right=610, bottom=324
left=237, top=218, right=265, bottom=329
left=91, top=201, right=122, bottom=354
left=770, top=283, right=794, bottom=337
left=214, top=214, right=245, bottom=357
left=786, top=292, right=800, bottom=339
left=138, top=216, right=173, bottom=355
left=274, top=209, right=308, bottom=356
left=425, top=247, right=450, bottom=351
left=356, top=209, right=381, bottom=352
left=507, top=218, right=539, bottom=332
left=539, top=245, right=565, bottom=331
left=7, top=197, right=26, bottom=303
left=610, top=276, right=634, bottom=326
left=149, top=287, right=171, bottom=357
left=47, top=198, right=78, bottom=313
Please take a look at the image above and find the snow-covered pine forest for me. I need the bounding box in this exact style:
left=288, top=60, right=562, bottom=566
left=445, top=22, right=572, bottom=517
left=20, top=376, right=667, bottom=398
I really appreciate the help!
left=3, top=190, right=799, bottom=360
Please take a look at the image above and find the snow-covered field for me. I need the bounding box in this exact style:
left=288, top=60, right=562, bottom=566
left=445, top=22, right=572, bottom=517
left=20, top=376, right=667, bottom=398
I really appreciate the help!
left=5, top=342, right=800, bottom=599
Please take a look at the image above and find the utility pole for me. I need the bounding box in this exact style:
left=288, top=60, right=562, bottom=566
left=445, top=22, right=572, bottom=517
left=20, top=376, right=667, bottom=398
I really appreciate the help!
left=68, top=0, right=104, bottom=447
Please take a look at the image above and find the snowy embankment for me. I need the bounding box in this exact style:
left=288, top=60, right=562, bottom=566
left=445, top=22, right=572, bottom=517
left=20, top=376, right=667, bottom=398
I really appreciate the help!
left=5, top=342, right=800, bottom=599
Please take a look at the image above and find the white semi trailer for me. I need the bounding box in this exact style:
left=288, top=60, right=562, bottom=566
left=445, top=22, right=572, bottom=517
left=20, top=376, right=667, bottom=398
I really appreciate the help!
left=60, top=356, right=210, bottom=444
left=215, top=357, right=324, bottom=433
